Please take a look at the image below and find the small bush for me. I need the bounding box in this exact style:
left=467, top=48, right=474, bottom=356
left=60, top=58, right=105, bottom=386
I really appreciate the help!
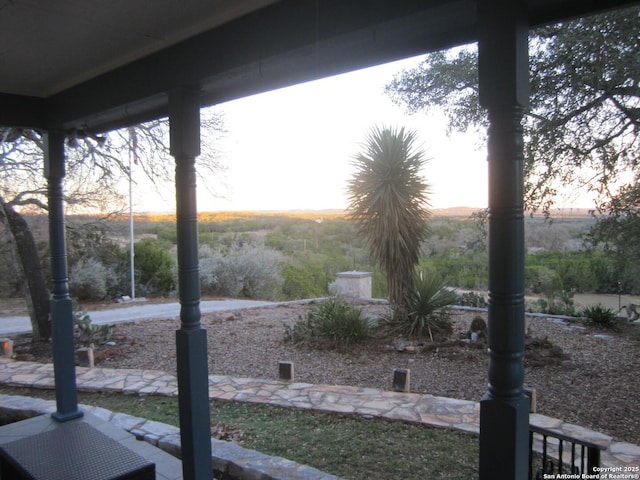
left=526, top=297, right=548, bottom=314
left=386, top=271, right=457, bottom=340
left=526, top=265, right=562, bottom=297
left=73, top=304, right=112, bottom=345
left=457, top=291, right=487, bottom=308
left=525, top=289, right=577, bottom=317
left=130, top=238, right=176, bottom=296
left=548, top=289, right=577, bottom=316
left=198, top=243, right=283, bottom=300
left=70, top=258, right=114, bottom=300
left=284, top=296, right=371, bottom=347
left=280, top=262, right=329, bottom=300
left=581, top=303, right=618, bottom=329
left=469, top=316, right=488, bottom=339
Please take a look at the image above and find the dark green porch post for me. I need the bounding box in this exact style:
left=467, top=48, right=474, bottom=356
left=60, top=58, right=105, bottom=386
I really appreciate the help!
left=478, top=0, right=530, bottom=478
left=44, top=130, right=83, bottom=422
left=170, top=88, right=213, bottom=480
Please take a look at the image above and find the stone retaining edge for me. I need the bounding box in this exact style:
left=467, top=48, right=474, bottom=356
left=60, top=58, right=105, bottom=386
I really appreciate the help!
left=0, top=394, right=341, bottom=480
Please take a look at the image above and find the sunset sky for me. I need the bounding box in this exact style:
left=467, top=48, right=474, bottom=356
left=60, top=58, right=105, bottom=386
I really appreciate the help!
left=132, top=55, right=490, bottom=213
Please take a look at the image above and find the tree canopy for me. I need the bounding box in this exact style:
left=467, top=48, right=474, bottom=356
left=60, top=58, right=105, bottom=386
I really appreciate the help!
left=0, top=109, right=225, bottom=339
left=385, top=6, right=640, bottom=216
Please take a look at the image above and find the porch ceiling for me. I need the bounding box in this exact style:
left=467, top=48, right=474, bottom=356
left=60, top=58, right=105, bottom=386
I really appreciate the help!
left=0, top=0, right=637, bottom=134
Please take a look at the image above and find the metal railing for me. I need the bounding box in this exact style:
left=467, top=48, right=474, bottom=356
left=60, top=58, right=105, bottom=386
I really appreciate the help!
left=529, top=424, right=606, bottom=479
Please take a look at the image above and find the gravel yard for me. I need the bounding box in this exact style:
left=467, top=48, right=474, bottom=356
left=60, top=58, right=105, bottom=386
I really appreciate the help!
left=11, top=300, right=640, bottom=446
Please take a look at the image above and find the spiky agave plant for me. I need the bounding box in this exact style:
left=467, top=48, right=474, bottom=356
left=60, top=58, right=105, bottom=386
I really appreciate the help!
left=390, top=270, right=457, bottom=340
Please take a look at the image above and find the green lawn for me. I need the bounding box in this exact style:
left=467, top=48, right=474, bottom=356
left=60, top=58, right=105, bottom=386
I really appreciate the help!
left=2, top=388, right=478, bottom=480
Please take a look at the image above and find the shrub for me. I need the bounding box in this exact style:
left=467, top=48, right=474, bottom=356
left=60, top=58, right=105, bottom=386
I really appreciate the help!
left=423, top=250, right=488, bottom=290
left=525, top=289, right=577, bottom=316
left=526, top=297, right=549, bottom=314
left=581, top=303, right=618, bottom=329
left=199, top=243, right=283, bottom=300
left=280, top=262, right=329, bottom=300
left=69, top=258, right=114, bottom=300
left=284, top=296, right=371, bottom=347
left=386, top=271, right=457, bottom=340
left=469, top=316, right=488, bottom=339
left=457, top=291, right=487, bottom=308
left=73, top=304, right=112, bottom=345
left=65, top=223, right=122, bottom=268
left=136, top=238, right=175, bottom=296
left=526, top=265, right=562, bottom=297
left=547, top=289, right=577, bottom=316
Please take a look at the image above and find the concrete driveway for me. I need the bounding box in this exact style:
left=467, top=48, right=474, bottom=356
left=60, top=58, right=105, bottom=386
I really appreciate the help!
left=0, top=299, right=275, bottom=336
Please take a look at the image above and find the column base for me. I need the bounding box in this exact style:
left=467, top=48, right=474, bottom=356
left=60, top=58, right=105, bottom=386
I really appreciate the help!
left=51, top=409, right=84, bottom=423
left=479, top=393, right=530, bottom=480
left=50, top=297, right=80, bottom=420
left=176, top=327, right=212, bottom=480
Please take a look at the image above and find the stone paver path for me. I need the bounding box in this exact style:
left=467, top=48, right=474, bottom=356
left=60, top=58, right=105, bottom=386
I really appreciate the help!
left=0, top=357, right=638, bottom=471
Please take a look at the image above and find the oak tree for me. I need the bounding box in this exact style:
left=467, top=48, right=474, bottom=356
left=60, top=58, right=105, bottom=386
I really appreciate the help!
left=385, top=6, right=640, bottom=216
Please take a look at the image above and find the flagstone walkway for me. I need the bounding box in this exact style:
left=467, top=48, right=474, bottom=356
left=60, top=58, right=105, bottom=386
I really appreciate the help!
left=0, top=357, right=638, bottom=473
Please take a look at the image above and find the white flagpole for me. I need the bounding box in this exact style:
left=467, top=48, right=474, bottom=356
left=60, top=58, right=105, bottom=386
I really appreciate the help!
left=129, top=127, right=136, bottom=300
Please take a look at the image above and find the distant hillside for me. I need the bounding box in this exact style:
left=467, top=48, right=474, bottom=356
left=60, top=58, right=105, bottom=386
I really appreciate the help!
left=543, top=207, right=593, bottom=218
left=132, top=208, right=483, bottom=221
left=432, top=206, right=594, bottom=218
left=124, top=206, right=594, bottom=222
left=129, top=209, right=348, bottom=223
left=431, top=207, right=480, bottom=217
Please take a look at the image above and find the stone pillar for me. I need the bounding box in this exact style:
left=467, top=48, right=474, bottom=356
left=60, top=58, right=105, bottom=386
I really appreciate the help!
left=44, top=130, right=83, bottom=422
left=478, top=1, right=530, bottom=478
left=330, top=271, right=373, bottom=298
left=169, top=89, right=212, bottom=480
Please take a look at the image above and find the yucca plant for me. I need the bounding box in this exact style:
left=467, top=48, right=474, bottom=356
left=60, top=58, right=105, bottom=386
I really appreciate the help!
left=347, top=125, right=431, bottom=311
left=387, top=271, right=457, bottom=340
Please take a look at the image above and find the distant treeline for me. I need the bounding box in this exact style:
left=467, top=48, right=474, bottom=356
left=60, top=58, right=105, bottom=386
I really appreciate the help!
left=2, top=211, right=636, bottom=307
